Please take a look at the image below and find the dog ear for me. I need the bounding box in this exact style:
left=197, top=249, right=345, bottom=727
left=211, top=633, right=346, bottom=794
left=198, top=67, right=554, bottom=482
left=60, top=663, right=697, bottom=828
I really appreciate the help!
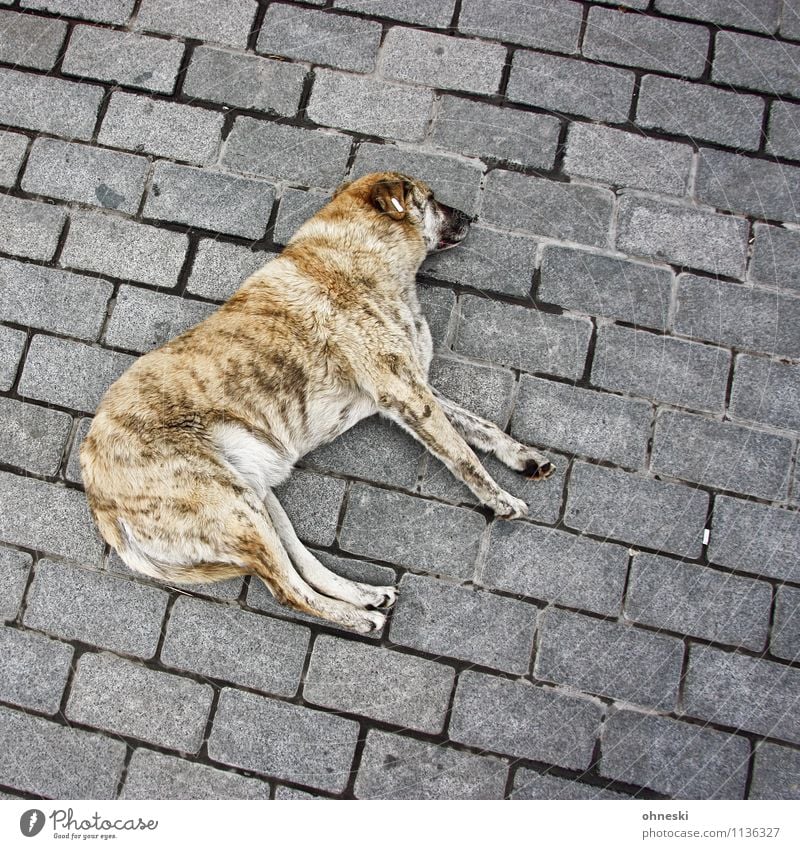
left=371, top=179, right=409, bottom=220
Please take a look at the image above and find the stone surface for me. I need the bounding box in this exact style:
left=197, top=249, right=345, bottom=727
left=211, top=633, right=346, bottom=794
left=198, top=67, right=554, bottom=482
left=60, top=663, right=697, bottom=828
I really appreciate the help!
left=428, top=354, right=516, bottom=427
left=0, top=397, right=72, bottom=476
left=730, top=354, right=800, bottom=430
left=389, top=573, right=537, bottom=674
left=161, top=595, right=310, bottom=697
left=0, top=131, right=28, bottom=188
left=651, top=410, right=793, bottom=500
left=0, top=10, right=66, bottom=70
left=458, top=0, right=583, bottom=53
left=136, top=0, right=257, bottom=48
left=749, top=223, right=800, bottom=291
left=121, top=749, right=270, bottom=800
left=67, top=652, right=214, bottom=753
left=749, top=744, right=800, bottom=799
left=335, top=0, right=454, bottom=27
left=535, top=608, right=684, bottom=710
left=713, top=31, right=800, bottom=97
left=512, top=376, right=652, bottom=468
left=274, top=470, right=345, bottom=548
left=21, top=0, right=135, bottom=24
left=187, top=239, right=269, bottom=302
left=771, top=585, right=800, bottom=662
left=208, top=687, right=359, bottom=793
left=24, top=559, right=169, bottom=658
left=0, top=547, right=31, bottom=622
left=655, top=0, right=780, bottom=33
left=483, top=522, right=629, bottom=616
left=768, top=101, right=800, bottom=161
left=0, top=625, right=73, bottom=714
left=511, top=770, right=629, bottom=800
left=0, top=194, right=65, bottom=261
left=355, top=730, right=507, bottom=800
left=0, top=325, right=25, bottom=392
left=304, top=635, right=455, bottom=733
left=624, top=553, right=772, bottom=650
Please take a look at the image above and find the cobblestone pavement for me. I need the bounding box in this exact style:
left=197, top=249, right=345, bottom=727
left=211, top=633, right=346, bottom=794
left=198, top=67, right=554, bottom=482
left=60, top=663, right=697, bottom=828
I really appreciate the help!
left=0, top=0, right=799, bottom=801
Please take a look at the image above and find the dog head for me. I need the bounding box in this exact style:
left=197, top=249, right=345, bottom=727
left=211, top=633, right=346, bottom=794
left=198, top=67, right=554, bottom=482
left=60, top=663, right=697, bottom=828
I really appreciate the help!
left=335, top=172, right=472, bottom=253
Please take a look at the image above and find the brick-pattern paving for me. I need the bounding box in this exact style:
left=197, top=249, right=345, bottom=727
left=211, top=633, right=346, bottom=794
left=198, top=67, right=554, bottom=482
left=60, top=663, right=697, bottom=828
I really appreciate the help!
left=0, top=0, right=798, bottom=802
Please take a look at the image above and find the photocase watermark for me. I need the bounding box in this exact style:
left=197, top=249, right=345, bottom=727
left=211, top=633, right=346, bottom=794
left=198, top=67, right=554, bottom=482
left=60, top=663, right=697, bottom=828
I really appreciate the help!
left=18, top=808, right=159, bottom=840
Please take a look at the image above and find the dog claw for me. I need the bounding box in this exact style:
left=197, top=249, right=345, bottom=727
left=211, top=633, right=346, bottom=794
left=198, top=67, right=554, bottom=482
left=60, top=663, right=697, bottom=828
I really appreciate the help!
left=523, top=459, right=555, bottom=481
left=366, top=586, right=398, bottom=610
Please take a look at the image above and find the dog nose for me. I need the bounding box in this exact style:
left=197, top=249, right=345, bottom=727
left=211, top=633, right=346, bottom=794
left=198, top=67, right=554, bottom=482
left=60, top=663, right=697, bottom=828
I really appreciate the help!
left=451, top=208, right=472, bottom=231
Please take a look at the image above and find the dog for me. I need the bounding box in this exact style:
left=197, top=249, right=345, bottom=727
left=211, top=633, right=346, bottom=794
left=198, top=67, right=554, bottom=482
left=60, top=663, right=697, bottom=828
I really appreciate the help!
left=80, top=172, right=554, bottom=633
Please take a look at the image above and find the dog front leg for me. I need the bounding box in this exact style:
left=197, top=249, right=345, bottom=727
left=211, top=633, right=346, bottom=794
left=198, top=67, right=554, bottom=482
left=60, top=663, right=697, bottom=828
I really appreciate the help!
left=432, top=389, right=555, bottom=481
left=376, top=376, right=527, bottom=519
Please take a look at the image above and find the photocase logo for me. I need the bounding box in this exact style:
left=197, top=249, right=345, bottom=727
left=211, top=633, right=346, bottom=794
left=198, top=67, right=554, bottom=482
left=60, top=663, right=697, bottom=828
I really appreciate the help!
left=20, top=810, right=45, bottom=838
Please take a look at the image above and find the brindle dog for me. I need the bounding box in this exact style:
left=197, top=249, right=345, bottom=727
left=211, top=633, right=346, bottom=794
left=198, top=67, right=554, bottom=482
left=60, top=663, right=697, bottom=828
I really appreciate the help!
left=81, top=172, right=554, bottom=633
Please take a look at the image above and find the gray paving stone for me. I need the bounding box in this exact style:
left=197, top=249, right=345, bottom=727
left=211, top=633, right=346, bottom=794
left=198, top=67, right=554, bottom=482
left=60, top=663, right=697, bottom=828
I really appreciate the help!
left=539, top=245, right=672, bottom=330
left=19, top=334, right=134, bottom=414
left=748, top=224, right=800, bottom=292
left=0, top=130, right=28, bottom=188
left=136, top=0, right=257, bottom=48
left=105, top=285, right=216, bottom=354
left=483, top=169, right=613, bottom=248
left=749, top=743, right=800, bottom=799
left=510, top=769, right=629, bottom=800
left=0, top=471, right=103, bottom=562
left=0, top=704, right=126, bottom=799
left=304, top=635, right=455, bottom=733
left=507, top=50, right=635, bottom=123
left=223, top=116, right=351, bottom=188
left=21, top=0, right=134, bottom=24
left=305, top=415, right=423, bottom=490
left=334, top=0, right=454, bottom=27
left=429, top=354, right=516, bottom=427
left=187, top=239, right=270, bottom=302
left=99, top=92, right=224, bottom=165
left=272, top=187, right=330, bottom=245
left=589, top=0, right=648, bottom=7
left=455, top=296, right=591, bottom=379
left=380, top=26, right=504, bottom=94
left=564, top=123, right=692, bottom=196
left=0, top=68, right=103, bottom=141
left=652, top=410, right=793, bottom=500
left=0, top=546, right=31, bottom=622
left=430, top=97, right=559, bottom=170
left=23, top=137, right=148, bottom=214
left=339, top=483, right=485, bottom=579
left=625, top=553, right=772, bottom=650
left=63, top=25, right=184, bottom=94
left=483, top=522, right=629, bottom=617
left=636, top=75, right=764, bottom=152
left=68, top=652, right=214, bottom=752
left=771, top=585, right=800, bottom=662
left=0, top=10, right=66, bottom=70
left=389, top=573, right=537, bottom=674
left=25, top=559, right=169, bottom=658
left=591, top=324, right=731, bottom=413
left=184, top=46, right=306, bottom=116
left=730, top=354, right=800, bottom=431
left=783, top=0, right=800, bottom=38
left=273, top=786, right=322, bottom=800
left=0, top=625, right=73, bottom=713
left=0, top=397, right=71, bottom=476
left=0, top=324, right=25, bottom=392
left=616, top=195, right=748, bottom=277
left=122, top=748, right=270, bottom=800
left=247, top=549, right=395, bottom=637
left=208, top=687, right=359, bottom=793
left=61, top=209, right=189, bottom=288
left=682, top=644, right=800, bottom=744
left=458, top=0, right=582, bottom=53
left=418, top=284, right=455, bottom=349
left=0, top=194, right=65, bottom=262
left=600, top=711, right=749, bottom=799
left=565, top=462, right=709, bottom=557
left=655, top=0, right=780, bottom=33
left=583, top=5, right=709, bottom=77
left=144, top=161, right=275, bottom=239
left=355, top=730, right=507, bottom=800
left=258, top=5, right=381, bottom=73
left=512, top=376, right=652, bottom=468
left=767, top=101, right=800, bottom=161
left=350, top=143, right=482, bottom=214
left=449, top=670, right=602, bottom=769
left=708, top=496, right=800, bottom=583
left=421, top=224, right=537, bottom=297
left=274, top=470, right=345, bottom=547
left=674, top=273, right=800, bottom=359
left=0, top=258, right=112, bottom=342
left=535, top=608, right=684, bottom=710
left=308, top=70, right=433, bottom=143
left=695, top=148, right=800, bottom=225
left=713, top=31, right=800, bottom=97
left=65, top=416, right=91, bottom=484
left=161, top=595, right=310, bottom=697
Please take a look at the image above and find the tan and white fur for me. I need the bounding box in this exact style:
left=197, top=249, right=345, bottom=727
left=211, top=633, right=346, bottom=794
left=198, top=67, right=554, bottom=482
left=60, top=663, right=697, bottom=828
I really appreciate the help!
left=81, top=172, right=554, bottom=633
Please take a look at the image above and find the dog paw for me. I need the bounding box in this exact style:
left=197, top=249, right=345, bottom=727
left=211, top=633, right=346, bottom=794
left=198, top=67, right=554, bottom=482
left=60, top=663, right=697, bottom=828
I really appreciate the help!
left=522, top=457, right=555, bottom=481
left=362, top=584, right=398, bottom=610
left=350, top=609, right=386, bottom=634
left=490, top=490, right=528, bottom=520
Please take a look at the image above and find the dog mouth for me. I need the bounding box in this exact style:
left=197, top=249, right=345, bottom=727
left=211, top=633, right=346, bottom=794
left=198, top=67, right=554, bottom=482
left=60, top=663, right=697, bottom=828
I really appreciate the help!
left=435, top=206, right=472, bottom=251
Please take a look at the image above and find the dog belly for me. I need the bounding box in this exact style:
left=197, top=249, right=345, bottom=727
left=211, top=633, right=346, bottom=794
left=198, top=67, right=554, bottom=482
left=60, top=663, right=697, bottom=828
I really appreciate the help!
left=211, top=422, right=296, bottom=496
